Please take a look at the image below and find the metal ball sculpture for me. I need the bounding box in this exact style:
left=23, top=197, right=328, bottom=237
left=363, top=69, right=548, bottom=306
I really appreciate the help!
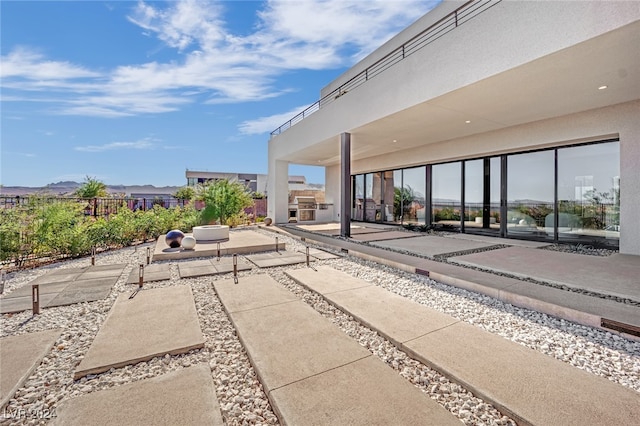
left=181, top=235, right=197, bottom=250
left=165, top=229, right=185, bottom=248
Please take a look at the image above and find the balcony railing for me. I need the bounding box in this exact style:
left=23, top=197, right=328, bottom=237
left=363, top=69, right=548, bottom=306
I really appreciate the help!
left=270, top=0, right=501, bottom=137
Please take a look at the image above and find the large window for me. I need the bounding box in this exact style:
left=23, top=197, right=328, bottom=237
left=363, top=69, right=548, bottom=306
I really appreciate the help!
left=557, top=142, right=619, bottom=243
left=402, top=167, right=426, bottom=224
left=507, top=150, right=554, bottom=240
left=351, top=139, right=619, bottom=247
left=432, top=162, right=461, bottom=229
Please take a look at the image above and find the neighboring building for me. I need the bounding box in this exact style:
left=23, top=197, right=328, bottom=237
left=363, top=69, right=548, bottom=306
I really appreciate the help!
left=268, top=0, right=640, bottom=255
left=186, top=171, right=268, bottom=194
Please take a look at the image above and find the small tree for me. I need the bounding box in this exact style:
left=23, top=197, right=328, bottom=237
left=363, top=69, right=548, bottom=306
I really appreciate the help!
left=173, top=186, right=195, bottom=201
left=197, top=179, right=253, bottom=226
left=75, top=176, right=108, bottom=198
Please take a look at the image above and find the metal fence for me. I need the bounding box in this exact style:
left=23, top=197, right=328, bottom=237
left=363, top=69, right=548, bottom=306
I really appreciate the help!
left=0, top=196, right=189, bottom=218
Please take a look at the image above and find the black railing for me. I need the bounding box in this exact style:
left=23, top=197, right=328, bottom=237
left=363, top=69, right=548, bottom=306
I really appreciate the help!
left=270, top=0, right=501, bottom=137
left=0, top=196, right=189, bottom=218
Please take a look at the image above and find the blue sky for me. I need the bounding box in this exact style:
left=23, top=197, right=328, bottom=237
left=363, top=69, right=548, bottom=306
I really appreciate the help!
left=1, top=0, right=438, bottom=187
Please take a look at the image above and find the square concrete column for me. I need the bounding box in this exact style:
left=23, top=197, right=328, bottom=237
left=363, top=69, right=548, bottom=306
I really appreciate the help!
left=341, top=133, right=351, bottom=237
left=267, top=159, right=289, bottom=224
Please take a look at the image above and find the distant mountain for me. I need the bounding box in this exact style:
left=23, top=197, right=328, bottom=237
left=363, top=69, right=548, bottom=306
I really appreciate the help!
left=0, top=181, right=183, bottom=197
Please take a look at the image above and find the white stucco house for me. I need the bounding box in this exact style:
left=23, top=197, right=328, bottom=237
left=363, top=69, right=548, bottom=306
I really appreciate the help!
left=267, top=0, right=640, bottom=255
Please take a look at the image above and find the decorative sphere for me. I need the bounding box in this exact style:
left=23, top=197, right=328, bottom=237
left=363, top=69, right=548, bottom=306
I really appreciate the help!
left=165, top=229, right=185, bottom=248
left=264, top=217, right=273, bottom=226
left=181, top=235, right=196, bottom=250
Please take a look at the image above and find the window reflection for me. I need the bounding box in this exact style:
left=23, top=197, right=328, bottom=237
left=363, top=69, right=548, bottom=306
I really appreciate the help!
left=353, top=174, right=364, bottom=221
left=402, top=167, right=426, bottom=224
left=382, top=171, right=396, bottom=222
left=432, top=162, right=461, bottom=229
left=507, top=150, right=554, bottom=240
left=557, top=142, right=619, bottom=243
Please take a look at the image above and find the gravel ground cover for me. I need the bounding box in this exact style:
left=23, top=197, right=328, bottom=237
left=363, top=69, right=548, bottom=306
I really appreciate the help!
left=1, top=229, right=638, bottom=425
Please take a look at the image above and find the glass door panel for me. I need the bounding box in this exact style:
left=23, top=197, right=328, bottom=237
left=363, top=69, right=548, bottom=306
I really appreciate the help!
left=464, top=159, right=484, bottom=229
left=557, top=142, right=619, bottom=245
left=507, top=151, right=554, bottom=240
left=432, top=162, right=461, bottom=230
left=402, top=166, right=426, bottom=224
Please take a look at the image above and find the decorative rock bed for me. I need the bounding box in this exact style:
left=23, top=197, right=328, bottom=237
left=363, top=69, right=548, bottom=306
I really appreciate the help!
left=192, top=225, right=229, bottom=241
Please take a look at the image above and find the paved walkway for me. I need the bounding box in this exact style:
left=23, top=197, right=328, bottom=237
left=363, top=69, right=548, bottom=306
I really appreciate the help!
left=75, top=285, right=204, bottom=379
left=1, top=329, right=62, bottom=408
left=276, top=225, right=640, bottom=338
left=54, top=364, right=223, bottom=425
left=0, top=264, right=126, bottom=314
left=286, top=266, right=640, bottom=426
left=212, top=274, right=460, bottom=425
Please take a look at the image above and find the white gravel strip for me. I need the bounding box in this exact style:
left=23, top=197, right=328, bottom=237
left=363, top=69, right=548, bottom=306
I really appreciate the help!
left=1, top=229, right=638, bottom=426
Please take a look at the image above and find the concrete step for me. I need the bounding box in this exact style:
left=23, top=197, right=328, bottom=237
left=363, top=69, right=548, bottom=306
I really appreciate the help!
left=286, top=265, right=640, bottom=426
left=212, top=274, right=461, bottom=425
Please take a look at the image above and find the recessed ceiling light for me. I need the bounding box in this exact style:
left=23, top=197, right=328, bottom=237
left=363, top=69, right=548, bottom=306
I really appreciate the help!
left=392, top=139, right=397, bottom=143
left=598, top=85, right=608, bottom=90
left=465, top=120, right=471, bottom=124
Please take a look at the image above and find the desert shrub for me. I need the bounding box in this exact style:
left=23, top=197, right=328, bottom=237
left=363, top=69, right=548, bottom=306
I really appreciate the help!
left=31, top=201, right=92, bottom=257
left=197, top=179, right=253, bottom=225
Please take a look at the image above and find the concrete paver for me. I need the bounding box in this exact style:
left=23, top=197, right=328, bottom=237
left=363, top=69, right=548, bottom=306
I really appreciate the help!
left=287, top=267, right=459, bottom=345
left=126, top=263, right=171, bottom=284
left=0, top=294, right=58, bottom=314
left=1, top=329, right=62, bottom=408
left=296, top=247, right=340, bottom=259
left=53, top=364, right=223, bottom=426
left=321, top=227, right=388, bottom=236
left=213, top=274, right=460, bottom=425
left=270, top=356, right=460, bottom=426
left=451, top=246, right=640, bottom=302
left=405, top=321, right=640, bottom=425
left=178, top=257, right=252, bottom=278
left=442, top=232, right=551, bottom=248
left=75, top=285, right=204, bottom=379
left=289, top=265, right=640, bottom=426
left=0, top=265, right=125, bottom=314
left=351, top=230, right=420, bottom=242
left=245, top=251, right=311, bottom=268
left=372, top=235, right=498, bottom=257
left=213, top=274, right=298, bottom=313
left=153, top=229, right=285, bottom=261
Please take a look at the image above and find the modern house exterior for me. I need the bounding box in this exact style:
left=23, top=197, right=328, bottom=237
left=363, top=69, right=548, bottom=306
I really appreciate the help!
left=267, top=0, right=640, bottom=255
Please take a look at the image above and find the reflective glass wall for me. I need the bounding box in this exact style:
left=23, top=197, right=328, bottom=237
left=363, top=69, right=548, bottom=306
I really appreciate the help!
left=351, top=139, right=619, bottom=247
left=432, top=162, right=461, bottom=229
left=557, top=141, right=619, bottom=242
left=506, top=150, right=555, bottom=241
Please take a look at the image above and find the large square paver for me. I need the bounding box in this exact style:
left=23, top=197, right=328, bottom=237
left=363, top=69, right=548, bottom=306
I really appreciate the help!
left=286, top=266, right=372, bottom=294
left=450, top=247, right=640, bottom=302
left=53, top=364, right=223, bottom=426
left=126, top=263, right=171, bottom=284
left=287, top=266, right=459, bottom=344
left=213, top=274, right=298, bottom=313
left=271, top=356, right=459, bottom=426
left=230, top=300, right=370, bottom=392
left=351, top=231, right=420, bottom=242
left=0, top=265, right=125, bottom=314
left=1, top=329, right=63, bottom=408
left=371, top=235, right=496, bottom=257
left=297, top=247, right=340, bottom=260
left=75, top=285, right=204, bottom=379
left=178, top=257, right=252, bottom=278
left=245, top=251, right=311, bottom=268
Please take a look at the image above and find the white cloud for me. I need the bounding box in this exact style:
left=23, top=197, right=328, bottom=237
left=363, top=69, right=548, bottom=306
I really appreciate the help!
left=1, top=0, right=439, bottom=117
left=75, top=138, right=157, bottom=152
left=238, top=104, right=312, bottom=135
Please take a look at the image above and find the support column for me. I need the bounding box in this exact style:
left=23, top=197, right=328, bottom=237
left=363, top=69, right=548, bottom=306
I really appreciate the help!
left=267, top=159, right=289, bottom=224
left=340, top=133, right=351, bottom=238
